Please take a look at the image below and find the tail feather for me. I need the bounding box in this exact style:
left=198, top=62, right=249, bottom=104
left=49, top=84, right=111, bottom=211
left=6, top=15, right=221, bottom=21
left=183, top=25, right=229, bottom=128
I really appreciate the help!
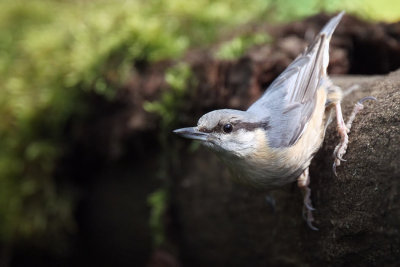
left=317, top=11, right=344, bottom=76
left=320, top=11, right=345, bottom=39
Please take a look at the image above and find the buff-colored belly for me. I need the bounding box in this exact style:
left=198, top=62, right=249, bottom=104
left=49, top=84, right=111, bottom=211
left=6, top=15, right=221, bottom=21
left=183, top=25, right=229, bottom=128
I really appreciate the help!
left=229, top=88, right=329, bottom=189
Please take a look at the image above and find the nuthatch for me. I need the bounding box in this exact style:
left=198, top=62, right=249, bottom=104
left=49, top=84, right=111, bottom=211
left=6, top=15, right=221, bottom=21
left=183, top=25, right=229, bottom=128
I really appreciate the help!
left=174, top=12, right=374, bottom=230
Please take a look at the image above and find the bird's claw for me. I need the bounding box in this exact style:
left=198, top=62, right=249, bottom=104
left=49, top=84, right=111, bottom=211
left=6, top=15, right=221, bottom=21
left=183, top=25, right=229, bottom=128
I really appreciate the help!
left=304, top=202, right=315, bottom=211
left=333, top=138, right=348, bottom=170
left=332, top=162, right=338, bottom=177
left=338, top=155, right=346, bottom=162
left=333, top=150, right=343, bottom=159
left=302, top=203, right=319, bottom=231
left=300, top=183, right=318, bottom=230
left=333, top=149, right=347, bottom=176
left=358, top=96, right=377, bottom=104
left=307, top=219, right=319, bottom=231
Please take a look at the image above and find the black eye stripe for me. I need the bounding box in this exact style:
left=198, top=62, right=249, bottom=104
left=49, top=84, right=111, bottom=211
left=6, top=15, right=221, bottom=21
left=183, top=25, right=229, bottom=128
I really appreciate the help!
left=234, top=122, right=270, bottom=132
left=199, top=121, right=270, bottom=133
left=198, top=127, right=213, bottom=133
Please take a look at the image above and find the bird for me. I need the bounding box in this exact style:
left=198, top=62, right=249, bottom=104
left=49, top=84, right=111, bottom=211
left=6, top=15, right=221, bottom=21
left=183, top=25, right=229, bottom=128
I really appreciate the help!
left=173, top=11, right=374, bottom=230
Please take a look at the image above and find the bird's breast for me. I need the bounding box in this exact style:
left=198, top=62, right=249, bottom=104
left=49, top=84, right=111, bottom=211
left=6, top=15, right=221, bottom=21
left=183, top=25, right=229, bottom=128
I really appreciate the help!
left=223, top=88, right=329, bottom=189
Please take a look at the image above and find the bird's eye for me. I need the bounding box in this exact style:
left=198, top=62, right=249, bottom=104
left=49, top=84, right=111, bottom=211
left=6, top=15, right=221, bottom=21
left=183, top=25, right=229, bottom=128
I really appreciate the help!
left=223, top=123, right=233, bottom=133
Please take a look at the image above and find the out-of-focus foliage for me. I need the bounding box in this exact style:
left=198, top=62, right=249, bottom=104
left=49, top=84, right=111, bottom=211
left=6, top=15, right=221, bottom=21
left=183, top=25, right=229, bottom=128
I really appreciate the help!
left=147, top=189, right=167, bottom=247
left=266, top=0, right=400, bottom=22
left=216, top=33, right=272, bottom=60
left=145, top=62, right=195, bottom=247
left=359, top=0, right=400, bottom=22
left=144, top=63, right=193, bottom=130
left=0, top=0, right=398, bottom=254
left=0, top=0, right=272, bottom=247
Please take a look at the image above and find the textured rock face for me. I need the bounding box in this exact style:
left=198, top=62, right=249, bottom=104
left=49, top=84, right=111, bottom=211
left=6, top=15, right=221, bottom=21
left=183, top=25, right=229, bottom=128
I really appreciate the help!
left=170, top=71, right=400, bottom=266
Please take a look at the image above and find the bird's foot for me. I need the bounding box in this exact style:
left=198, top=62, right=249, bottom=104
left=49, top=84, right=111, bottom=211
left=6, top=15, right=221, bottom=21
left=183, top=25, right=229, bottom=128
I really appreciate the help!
left=301, top=186, right=318, bottom=231
left=297, top=168, right=318, bottom=231
left=332, top=96, right=376, bottom=176
left=332, top=123, right=349, bottom=176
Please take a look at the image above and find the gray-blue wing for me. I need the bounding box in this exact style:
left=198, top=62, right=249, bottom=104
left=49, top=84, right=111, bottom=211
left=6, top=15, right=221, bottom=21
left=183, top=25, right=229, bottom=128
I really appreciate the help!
left=247, top=12, right=344, bottom=148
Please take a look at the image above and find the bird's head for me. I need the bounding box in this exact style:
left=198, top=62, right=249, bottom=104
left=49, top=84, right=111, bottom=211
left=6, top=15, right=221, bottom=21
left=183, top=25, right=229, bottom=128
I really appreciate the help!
left=173, top=109, right=269, bottom=157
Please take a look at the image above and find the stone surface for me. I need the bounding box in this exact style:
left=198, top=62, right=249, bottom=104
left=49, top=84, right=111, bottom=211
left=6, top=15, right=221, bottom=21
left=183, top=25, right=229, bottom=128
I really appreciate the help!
left=169, top=71, right=400, bottom=266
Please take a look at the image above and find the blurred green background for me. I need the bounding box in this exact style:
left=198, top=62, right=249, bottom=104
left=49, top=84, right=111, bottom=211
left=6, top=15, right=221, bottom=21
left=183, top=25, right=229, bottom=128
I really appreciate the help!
left=0, top=0, right=399, bottom=266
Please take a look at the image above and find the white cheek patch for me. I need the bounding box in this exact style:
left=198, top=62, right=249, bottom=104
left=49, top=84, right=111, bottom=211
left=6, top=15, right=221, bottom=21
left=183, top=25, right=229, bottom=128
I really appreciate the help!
left=220, top=130, right=258, bottom=156
left=234, top=130, right=256, bottom=143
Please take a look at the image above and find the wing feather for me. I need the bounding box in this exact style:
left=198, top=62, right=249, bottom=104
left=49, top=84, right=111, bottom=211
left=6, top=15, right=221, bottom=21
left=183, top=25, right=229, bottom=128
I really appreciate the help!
left=247, top=12, right=344, bottom=148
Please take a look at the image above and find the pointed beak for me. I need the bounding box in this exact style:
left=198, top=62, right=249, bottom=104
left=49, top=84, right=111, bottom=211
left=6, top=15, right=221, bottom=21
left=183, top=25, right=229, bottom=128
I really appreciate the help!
left=173, top=127, right=209, bottom=141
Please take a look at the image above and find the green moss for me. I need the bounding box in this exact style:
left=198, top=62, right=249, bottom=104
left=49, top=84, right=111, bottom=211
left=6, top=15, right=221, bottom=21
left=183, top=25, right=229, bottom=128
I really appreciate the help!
left=216, top=33, right=272, bottom=60
left=144, top=62, right=195, bottom=247
left=147, top=189, right=167, bottom=247
left=144, top=63, right=193, bottom=130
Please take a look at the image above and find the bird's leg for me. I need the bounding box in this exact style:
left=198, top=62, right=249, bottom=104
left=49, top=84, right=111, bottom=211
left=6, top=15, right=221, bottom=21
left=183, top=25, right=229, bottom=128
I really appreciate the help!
left=332, top=101, right=349, bottom=175
left=332, top=96, right=376, bottom=175
left=297, top=168, right=318, bottom=231
left=345, top=96, right=376, bottom=130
